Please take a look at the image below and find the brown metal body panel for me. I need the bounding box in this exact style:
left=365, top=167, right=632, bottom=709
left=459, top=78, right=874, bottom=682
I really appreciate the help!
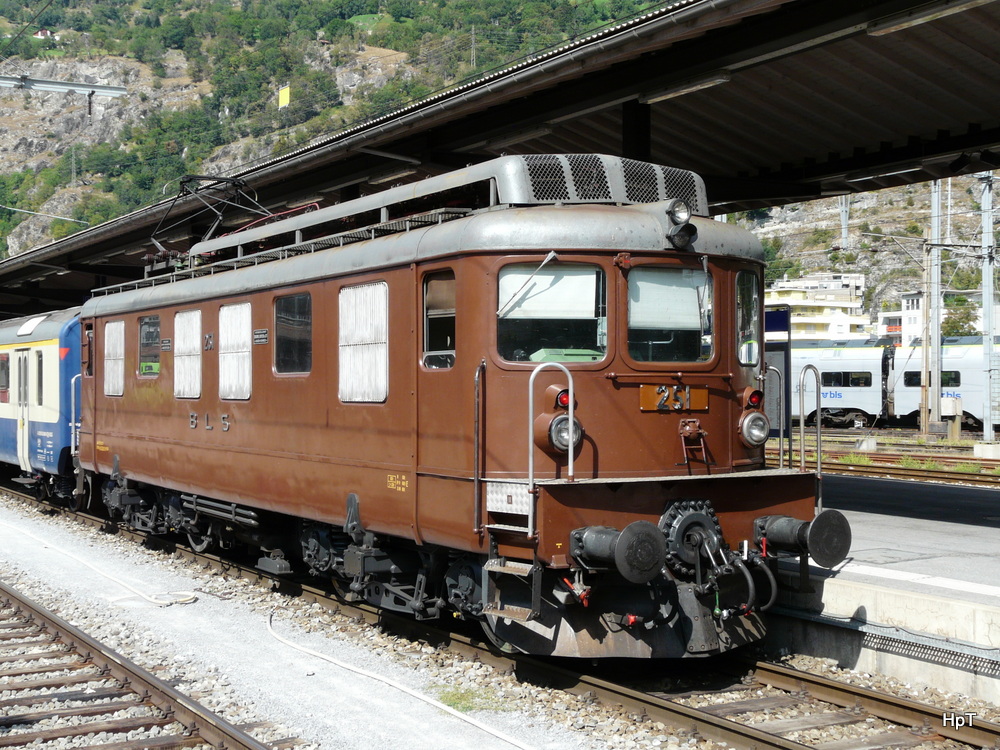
left=81, top=274, right=423, bottom=540
left=79, top=249, right=809, bottom=557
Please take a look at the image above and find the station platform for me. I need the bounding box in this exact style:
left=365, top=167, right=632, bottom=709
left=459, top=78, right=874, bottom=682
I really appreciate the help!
left=770, top=474, right=1000, bottom=703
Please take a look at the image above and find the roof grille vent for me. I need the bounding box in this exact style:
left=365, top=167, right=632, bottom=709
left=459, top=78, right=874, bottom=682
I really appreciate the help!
left=568, top=154, right=612, bottom=200
left=524, top=154, right=571, bottom=201
left=623, top=159, right=660, bottom=203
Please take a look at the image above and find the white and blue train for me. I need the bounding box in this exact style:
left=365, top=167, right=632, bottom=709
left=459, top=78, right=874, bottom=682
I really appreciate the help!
left=789, top=337, right=1000, bottom=428
left=0, top=308, right=81, bottom=500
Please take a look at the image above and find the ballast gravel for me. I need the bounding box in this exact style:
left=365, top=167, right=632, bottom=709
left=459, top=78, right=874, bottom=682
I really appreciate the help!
left=0, top=493, right=997, bottom=749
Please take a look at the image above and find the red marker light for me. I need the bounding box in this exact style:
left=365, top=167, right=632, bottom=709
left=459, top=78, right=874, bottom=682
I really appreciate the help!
left=556, top=389, right=571, bottom=409
left=746, top=390, right=763, bottom=409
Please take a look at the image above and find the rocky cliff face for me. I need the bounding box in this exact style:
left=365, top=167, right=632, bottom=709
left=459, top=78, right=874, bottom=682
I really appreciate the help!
left=0, top=55, right=204, bottom=174
left=1, top=45, right=415, bottom=256
left=751, top=174, right=990, bottom=318
left=1, top=53, right=208, bottom=255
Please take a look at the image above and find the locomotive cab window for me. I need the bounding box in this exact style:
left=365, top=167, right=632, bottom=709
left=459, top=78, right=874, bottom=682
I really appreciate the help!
left=83, top=324, right=93, bottom=378
left=275, top=293, right=312, bottom=374
left=138, top=315, right=160, bottom=377
left=497, top=262, right=606, bottom=363
left=736, top=271, right=760, bottom=366
left=627, top=266, right=712, bottom=363
left=423, top=271, right=455, bottom=369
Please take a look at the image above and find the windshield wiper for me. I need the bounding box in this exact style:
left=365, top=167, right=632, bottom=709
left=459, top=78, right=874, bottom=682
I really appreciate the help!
left=496, top=250, right=558, bottom=317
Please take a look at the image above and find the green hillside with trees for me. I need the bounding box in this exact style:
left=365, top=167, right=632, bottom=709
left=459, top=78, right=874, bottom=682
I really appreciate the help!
left=0, top=0, right=658, bottom=254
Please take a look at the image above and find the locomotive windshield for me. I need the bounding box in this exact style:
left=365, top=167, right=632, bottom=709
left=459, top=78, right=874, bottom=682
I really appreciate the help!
left=627, top=266, right=713, bottom=362
left=497, top=262, right=607, bottom=362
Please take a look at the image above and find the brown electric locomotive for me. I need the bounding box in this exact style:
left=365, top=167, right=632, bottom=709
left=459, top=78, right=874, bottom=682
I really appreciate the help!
left=76, top=154, right=850, bottom=658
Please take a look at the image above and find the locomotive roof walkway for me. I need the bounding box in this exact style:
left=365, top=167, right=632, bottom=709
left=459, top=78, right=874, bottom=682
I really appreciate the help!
left=3, top=0, right=1000, bottom=316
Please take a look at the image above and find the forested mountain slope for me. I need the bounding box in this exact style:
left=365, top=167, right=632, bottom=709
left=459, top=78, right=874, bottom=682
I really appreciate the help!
left=0, top=0, right=653, bottom=255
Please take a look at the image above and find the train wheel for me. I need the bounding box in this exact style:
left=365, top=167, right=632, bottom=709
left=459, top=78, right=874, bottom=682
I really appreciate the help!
left=68, top=475, right=92, bottom=513
left=480, top=616, right=520, bottom=655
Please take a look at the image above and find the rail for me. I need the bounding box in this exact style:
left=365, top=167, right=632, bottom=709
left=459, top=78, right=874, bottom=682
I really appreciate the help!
left=0, top=578, right=274, bottom=750
left=8, top=485, right=997, bottom=750
left=527, top=362, right=575, bottom=536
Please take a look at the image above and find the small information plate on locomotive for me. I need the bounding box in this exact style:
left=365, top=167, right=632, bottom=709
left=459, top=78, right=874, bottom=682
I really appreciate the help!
left=639, top=384, right=709, bottom=412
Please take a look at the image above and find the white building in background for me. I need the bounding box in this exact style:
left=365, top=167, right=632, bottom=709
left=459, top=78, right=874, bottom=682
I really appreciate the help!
left=765, top=273, right=870, bottom=341
left=877, top=289, right=1000, bottom=345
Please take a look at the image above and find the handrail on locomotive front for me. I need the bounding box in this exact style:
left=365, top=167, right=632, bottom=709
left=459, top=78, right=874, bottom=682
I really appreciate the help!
left=765, top=365, right=784, bottom=469
left=528, top=362, right=575, bottom=537
left=70, top=373, right=81, bottom=457
left=798, top=364, right=823, bottom=512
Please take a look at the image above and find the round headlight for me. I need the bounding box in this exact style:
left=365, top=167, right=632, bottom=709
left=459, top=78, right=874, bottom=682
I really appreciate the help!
left=549, top=414, right=584, bottom=453
left=665, top=198, right=692, bottom=225
left=739, top=411, right=770, bottom=447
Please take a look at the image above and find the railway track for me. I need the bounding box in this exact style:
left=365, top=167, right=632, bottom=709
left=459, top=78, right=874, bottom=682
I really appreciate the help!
left=5, top=486, right=998, bottom=749
left=0, top=577, right=280, bottom=749
left=539, top=659, right=1000, bottom=750
left=767, top=448, right=1000, bottom=486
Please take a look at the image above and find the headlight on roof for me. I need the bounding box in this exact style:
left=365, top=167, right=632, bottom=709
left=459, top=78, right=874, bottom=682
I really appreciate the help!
left=665, top=198, right=692, bottom=225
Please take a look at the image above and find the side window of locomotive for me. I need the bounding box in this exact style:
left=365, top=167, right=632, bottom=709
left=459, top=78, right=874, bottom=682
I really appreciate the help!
left=83, top=324, right=93, bottom=378
left=0, top=353, right=8, bottom=403
left=103, top=320, right=125, bottom=397
left=138, top=315, right=160, bottom=378
left=174, top=310, right=202, bottom=399
left=339, top=281, right=388, bottom=402
left=627, top=266, right=712, bottom=363
left=219, top=302, right=252, bottom=400
left=497, top=262, right=606, bottom=363
left=736, top=271, right=760, bottom=366
left=423, top=271, right=455, bottom=369
left=275, top=293, right=312, bottom=374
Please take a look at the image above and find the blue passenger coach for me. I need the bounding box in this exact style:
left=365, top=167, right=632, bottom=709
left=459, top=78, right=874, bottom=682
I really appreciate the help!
left=0, top=308, right=81, bottom=494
